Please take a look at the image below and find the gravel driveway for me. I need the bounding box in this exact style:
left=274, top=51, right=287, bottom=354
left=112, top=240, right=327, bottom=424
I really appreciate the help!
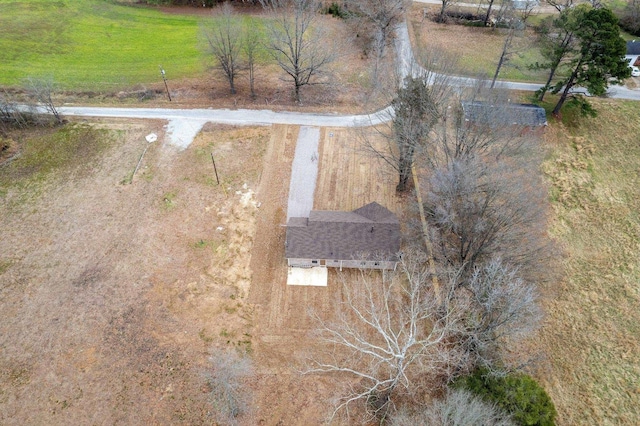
left=287, top=126, right=320, bottom=219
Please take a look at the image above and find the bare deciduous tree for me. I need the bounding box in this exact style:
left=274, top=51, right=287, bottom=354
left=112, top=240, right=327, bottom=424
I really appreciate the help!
left=347, top=0, right=406, bottom=77
left=202, top=3, right=243, bottom=94
left=490, top=0, right=537, bottom=88
left=546, top=0, right=576, bottom=12
left=242, top=18, right=261, bottom=100
left=25, top=77, right=62, bottom=124
left=437, top=0, right=458, bottom=23
left=425, top=155, right=549, bottom=282
left=308, top=251, right=464, bottom=420
left=264, top=0, right=336, bottom=102
left=391, top=388, right=515, bottom=426
left=455, top=259, right=543, bottom=372
left=204, top=348, right=253, bottom=426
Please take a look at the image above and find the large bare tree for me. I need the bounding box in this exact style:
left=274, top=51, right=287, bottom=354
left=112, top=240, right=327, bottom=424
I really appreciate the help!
left=454, top=259, right=543, bottom=373
left=361, top=50, right=457, bottom=193
left=202, top=3, right=243, bottom=94
left=425, top=155, right=549, bottom=282
left=347, top=0, right=406, bottom=78
left=308, top=251, right=465, bottom=420
left=264, top=0, right=336, bottom=102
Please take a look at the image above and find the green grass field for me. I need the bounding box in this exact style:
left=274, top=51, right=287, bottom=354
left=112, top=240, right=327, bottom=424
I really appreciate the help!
left=0, top=0, right=267, bottom=91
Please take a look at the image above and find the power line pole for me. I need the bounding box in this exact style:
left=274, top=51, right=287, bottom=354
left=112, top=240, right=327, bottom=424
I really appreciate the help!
left=159, top=66, right=171, bottom=101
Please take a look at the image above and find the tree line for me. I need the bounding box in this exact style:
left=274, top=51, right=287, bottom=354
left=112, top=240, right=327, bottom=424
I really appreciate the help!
left=201, top=0, right=406, bottom=103
left=312, top=67, right=556, bottom=422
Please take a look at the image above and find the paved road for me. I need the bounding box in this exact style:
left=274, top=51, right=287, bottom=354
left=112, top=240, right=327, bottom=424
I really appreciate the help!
left=59, top=106, right=393, bottom=128
left=55, top=21, right=640, bottom=139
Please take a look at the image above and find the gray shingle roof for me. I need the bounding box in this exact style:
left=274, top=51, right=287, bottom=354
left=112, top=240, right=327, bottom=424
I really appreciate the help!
left=285, top=202, right=400, bottom=261
left=627, top=41, right=640, bottom=56
left=462, top=101, right=548, bottom=127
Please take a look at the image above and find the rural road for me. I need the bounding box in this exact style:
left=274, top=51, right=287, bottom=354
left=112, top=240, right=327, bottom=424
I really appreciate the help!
left=56, top=21, right=640, bottom=147
left=412, top=0, right=560, bottom=14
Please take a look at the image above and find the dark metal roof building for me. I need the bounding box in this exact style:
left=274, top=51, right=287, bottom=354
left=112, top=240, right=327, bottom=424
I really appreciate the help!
left=461, top=101, right=548, bottom=127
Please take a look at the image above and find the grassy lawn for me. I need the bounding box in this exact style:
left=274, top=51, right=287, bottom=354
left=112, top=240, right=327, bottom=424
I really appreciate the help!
left=0, top=125, right=113, bottom=202
left=410, top=6, right=549, bottom=83
left=539, top=99, right=640, bottom=424
left=0, top=0, right=267, bottom=91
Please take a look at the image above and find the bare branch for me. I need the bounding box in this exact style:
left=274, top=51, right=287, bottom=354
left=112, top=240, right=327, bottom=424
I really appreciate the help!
left=308, top=251, right=465, bottom=420
left=201, top=3, right=243, bottom=95
left=203, top=348, right=254, bottom=426
left=264, top=0, right=337, bottom=102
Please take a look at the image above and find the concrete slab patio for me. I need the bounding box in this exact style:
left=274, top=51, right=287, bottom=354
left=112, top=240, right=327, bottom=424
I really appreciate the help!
left=286, top=266, right=328, bottom=287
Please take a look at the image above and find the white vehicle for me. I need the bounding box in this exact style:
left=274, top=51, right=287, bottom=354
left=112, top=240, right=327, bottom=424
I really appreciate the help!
left=631, top=66, right=640, bottom=77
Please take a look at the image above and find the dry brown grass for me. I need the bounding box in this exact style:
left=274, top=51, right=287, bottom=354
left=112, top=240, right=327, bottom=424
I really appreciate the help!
left=538, top=99, right=640, bottom=425
left=409, top=5, right=548, bottom=83
left=314, top=127, right=402, bottom=214
left=0, top=121, right=268, bottom=424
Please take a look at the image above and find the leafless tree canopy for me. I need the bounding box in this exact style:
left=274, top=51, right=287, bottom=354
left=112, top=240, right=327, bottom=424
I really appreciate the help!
left=204, top=348, right=254, bottom=426
left=201, top=3, right=243, bottom=94
left=453, top=259, right=543, bottom=373
left=308, top=251, right=464, bottom=420
left=242, top=18, right=261, bottom=99
left=264, top=0, right=336, bottom=102
left=347, top=0, right=406, bottom=69
left=391, top=388, right=515, bottom=426
left=425, top=154, right=549, bottom=283
left=24, top=77, right=63, bottom=124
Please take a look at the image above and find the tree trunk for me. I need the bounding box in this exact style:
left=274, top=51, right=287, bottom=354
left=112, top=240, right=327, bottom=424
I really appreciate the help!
left=552, top=61, right=581, bottom=116
left=397, top=161, right=411, bottom=192
left=249, top=65, right=256, bottom=100
left=538, top=66, right=557, bottom=102
left=491, top=49, right=506, bottom=88
left=484, top=0, right=495, bottom=26
left=294, top=82, right=301, bottom=103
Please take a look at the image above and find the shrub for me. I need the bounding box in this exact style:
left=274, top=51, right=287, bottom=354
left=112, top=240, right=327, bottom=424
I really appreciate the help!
left=454, top=368, right=557, bottom=426
left=323, top=2, right=348, bottom=19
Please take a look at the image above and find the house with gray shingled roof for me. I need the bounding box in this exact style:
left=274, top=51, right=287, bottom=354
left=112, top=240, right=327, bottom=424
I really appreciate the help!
left=285, top=202, right=401, bottom=270
left=626, top=41, right=640, bottom=68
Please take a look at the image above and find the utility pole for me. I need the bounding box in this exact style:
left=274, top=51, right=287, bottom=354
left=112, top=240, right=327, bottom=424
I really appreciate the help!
left=159, top=66, right=171, bottom=101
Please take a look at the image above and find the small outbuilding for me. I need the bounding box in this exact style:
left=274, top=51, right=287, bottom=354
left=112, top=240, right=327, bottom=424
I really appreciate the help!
left=285, top=202, right=401, bottom=270
left=461, top=101, right=548, bottom=129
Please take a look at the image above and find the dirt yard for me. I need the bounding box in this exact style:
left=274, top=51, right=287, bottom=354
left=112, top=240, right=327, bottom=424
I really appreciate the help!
left=0, top=120, right=403, bottom=424
left=0, top=120, right=268, bottom=424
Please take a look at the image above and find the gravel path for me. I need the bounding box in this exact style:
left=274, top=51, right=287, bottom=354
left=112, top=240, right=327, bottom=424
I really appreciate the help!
left=164, top=119, right=208, bottom=149
left=287, top=126, right=320, bottom=220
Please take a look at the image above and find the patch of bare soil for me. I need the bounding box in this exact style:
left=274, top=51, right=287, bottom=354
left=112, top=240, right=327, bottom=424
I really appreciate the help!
left=0, top=120, right=268, bottom=424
